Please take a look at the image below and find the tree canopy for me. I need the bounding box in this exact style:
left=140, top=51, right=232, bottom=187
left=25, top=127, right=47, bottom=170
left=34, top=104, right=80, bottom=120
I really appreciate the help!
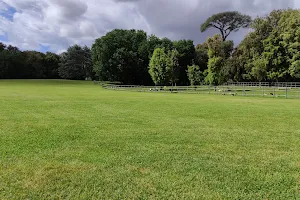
left=187, top=65, right=204, bottom=86
left=149, top=48, right=169, bottom=86
left=92, top=29, right=151, bottom=85
left=92, top=30, right=197, bottom=85
left=59, top=45, right=93, bottom=80
left=229, top=9, right=300, bottom=82
left=201, top=11, right=252, bottom=41
left=0, top=43, right=60, bottom=79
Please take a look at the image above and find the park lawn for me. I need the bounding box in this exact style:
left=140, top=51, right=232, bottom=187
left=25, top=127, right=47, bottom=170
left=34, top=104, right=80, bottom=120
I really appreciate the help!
left=0, top=80, right=300, bottom=199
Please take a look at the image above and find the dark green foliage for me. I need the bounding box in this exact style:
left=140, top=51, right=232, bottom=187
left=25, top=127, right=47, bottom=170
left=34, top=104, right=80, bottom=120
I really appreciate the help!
left=92, top=29, right=195, bottom=85
left=44, top=52, right=60, bottom=79
left=201, top=11, right=252, bottom=41
left=159, top=38, right=174, bottom=52
left=173, top=40, right=195, bottom=85
left=0, top=45, right=26, bottom=79
left=23, top=51, right=46, bottom=78
left=0, top=42, right=60, bottom=79
left=92, top=29, right=151, bottom=85
left=195, top=43, right=209, bottom=71
left=59, top=45, right=93, bottom=80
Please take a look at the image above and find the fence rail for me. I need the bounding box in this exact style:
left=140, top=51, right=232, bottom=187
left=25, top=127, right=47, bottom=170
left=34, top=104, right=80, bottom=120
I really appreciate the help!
left=101, top=83, right=300, bottom=99
left=225, top=82, right=300, bottom=88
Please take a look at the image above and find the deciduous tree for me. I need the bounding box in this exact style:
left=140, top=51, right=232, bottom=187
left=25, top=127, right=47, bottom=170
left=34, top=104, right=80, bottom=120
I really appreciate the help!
left=149, top=48, right=169, bottom=85
left=187, top=65, right=204, bottom=86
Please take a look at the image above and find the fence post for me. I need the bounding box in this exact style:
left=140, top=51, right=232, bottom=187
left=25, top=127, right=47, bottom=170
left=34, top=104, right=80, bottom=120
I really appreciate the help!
left=286, top=86, right=288, bottom=99
left=234, top=86, right=236, bottom=96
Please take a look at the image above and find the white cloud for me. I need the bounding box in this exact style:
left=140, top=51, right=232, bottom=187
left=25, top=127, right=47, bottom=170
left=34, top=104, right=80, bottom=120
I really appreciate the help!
left=0, top=0, right=299, bottom=52
left=0, top=1, right=8, bottom=12
left=0, top=0, right=150, bottom=52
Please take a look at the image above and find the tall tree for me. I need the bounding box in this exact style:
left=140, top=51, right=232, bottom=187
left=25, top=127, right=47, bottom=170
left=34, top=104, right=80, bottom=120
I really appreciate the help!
left=195, top=43, right=208, bottom=71
left=23, top=51, right=46, bottom=78
left=149, top=48, right=169, bottom=85
left=205, top=35, right=233, bottom=85
left=44, top=52, right=60, bottom=79
left=82, top=46, right=94, bottom=80
left=201, top=11, right=252, bottom=41
left=59, top=45, right=92, bottom=80
left=173, top=40, right=195, bottom=85
left=166, top=49, right=180, bottom=86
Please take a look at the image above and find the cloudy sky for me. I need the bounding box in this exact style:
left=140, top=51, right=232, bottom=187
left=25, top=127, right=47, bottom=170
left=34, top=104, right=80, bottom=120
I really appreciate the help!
left=0, top=0, right=298, bottom=53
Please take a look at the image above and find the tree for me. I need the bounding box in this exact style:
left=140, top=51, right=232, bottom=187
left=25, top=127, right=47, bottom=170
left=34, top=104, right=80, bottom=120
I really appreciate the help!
left=0, top=42, right=6, bottom=52
left=44, top=52, right=60, bottom=79
left=166, top=49, right=180, bottom=86
left=228, top=9, right=300, bottom=82
left=23, top=51, right=46, bottom=78
left=173, top=40, right=195, bottom=85
left=146, top=35, right=174, bottom=59
left=0, top=45, right=25, bottom=79
left=159, top=38, right=174, bottom=52
left=147, top=35, right=161, bottom=59
left=289, top=60, right=300, bottom=79
left=187, top=65, right=204, bottom=86
left=251, top=56, right=268, bottom=82
left=92, top=29, right=151, bottom=85
left=82, top=46, right=94, bottom=80
left=206, top=57, right=224, bottom=85
left=195, top=43, right=208, bottom=71
left=59, top=45, right=92, bottom=80
left=149, top=48, right=169, bottom=85
left=201, top=11, right=252, bottom=41
left=205, top=35, right=234, bottom=85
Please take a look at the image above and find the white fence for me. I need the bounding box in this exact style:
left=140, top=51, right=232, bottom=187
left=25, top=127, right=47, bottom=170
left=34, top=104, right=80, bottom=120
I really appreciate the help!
left=100, top=83, right=300, bottom=99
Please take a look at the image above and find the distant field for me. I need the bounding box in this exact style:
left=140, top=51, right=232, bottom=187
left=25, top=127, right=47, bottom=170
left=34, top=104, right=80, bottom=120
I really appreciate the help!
left=0, top=80, right=300, bottom=199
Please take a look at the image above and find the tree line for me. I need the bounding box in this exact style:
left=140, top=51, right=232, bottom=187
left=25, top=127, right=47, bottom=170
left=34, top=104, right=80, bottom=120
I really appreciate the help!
left=1, top=9, right=300, bottom=85
left=0, top=43, right=93, bottom=80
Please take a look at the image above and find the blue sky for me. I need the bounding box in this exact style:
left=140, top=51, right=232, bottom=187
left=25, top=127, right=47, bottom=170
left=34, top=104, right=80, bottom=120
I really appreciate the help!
left=0, top=0, right=298, bottom=53
left=0, top=3, right=15, bottom=41
left=0, top=2, right=49, bottom=52
left=1, top=5, right=15, bottom=20
left=0, top=32, right=8, bottom=41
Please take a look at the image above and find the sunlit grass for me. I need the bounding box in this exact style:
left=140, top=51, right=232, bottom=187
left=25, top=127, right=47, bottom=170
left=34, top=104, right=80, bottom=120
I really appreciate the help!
left=0, top=80, right=300, bottom=199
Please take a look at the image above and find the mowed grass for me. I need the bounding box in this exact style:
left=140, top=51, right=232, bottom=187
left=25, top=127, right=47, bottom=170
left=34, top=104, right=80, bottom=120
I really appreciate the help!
left=0, top=80, right=300, bottom=199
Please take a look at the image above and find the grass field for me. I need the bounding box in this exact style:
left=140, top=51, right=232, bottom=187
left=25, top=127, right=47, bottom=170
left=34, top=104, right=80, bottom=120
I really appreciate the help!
left=1, top=80, right=300, bottom=199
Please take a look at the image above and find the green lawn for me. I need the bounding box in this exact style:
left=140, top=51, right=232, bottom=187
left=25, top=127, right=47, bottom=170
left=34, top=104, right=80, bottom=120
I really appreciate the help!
left=1, top=80, right=300, bottom=199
